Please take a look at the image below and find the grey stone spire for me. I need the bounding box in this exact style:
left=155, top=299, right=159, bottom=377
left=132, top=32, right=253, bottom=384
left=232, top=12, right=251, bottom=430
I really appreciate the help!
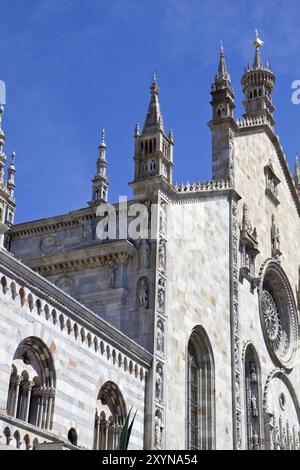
left=210, top=43, right=235, bottom=121
left=214, top=42, right=232, bottom=90
left=143, top=73, right=164, bottom=134
left=0, top=106, right=6, bottom=185
left=0, top=107, right=16, bottom=235
left=0, top=106, right=5, bottom=151
left=7, top=152, right=16, bottom=198
left=97, top=129, right=107, bottom=177
left=130, top=74, right=174, bottom=191
left=90, top=129, right=109, bottom=205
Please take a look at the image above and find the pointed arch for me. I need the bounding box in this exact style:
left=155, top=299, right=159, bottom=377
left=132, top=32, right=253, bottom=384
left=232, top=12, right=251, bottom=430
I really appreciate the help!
left=187, top=326, right=215, bottom=450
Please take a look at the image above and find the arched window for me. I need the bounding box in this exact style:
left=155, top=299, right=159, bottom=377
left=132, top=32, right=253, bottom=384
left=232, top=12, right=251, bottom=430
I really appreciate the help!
left=94, top=381, right=127, bottom=450
left=68, top=428, right=78, bottom=446
left=149, top=159, right=156, bottom=173
left=149, top=140, right=153, bottom=154
left=187, top=326, right=215, bottom=450
left=6, top=337, right=56, bottom=431
left=244, top=343, right=263, bottom=450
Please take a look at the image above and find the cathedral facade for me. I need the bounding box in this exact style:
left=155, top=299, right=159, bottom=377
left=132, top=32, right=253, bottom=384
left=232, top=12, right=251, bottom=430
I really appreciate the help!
left=0, top=36, right=299, bottom=450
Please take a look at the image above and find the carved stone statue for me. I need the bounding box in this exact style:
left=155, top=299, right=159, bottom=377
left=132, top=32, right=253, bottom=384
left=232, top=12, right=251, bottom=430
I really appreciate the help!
left=137, top=279, right=149, bottom=309
left=158, top=283, right=165, bottom=312
left=271, top=214, right=281, bottom=258
left=275, top=425, right=281, bottom=450
left=251, top=394, right=258, bottom=417
left=154, top=411, right=163, bottom=449
left=159, top=239, right=166, bottom=271
left=156, top=364, right=163, bottom=401
left=268, top=414, right=275, bottom=450
left=281, top=428, right=287, bottom=450
left=160, top=204, right=167, bottom=233
left=82, top=220, right=93, bottom=241
left=242, top=204, right=252, bottom=233
left=139, top=239, right=151, bottom=270
left=108, top=260, right=118, bottom=288
left=157, top=321, right=164, bottom=354
left=250, top=362, right=257, bottom=383
left=252, top=431, right=260, bottom=450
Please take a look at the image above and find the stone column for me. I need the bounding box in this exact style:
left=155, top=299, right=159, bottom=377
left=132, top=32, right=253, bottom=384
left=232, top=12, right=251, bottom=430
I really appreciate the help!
left=11, top=376, right=22, bottom=418
left=95, top=412, right=100, bottom=450
left=33, top=387, right=43, bottom=427
left=104, top=420, right=109, bottom=450
left=24, top=381, right=33, bottom=423
left=46, top=388, right=55, bottom=430
left=40, top=387, right=48, bottom=429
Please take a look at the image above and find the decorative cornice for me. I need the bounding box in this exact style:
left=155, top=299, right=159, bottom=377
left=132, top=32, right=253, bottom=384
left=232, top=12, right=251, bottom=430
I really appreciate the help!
left=24, top=241, right=136, bottom=277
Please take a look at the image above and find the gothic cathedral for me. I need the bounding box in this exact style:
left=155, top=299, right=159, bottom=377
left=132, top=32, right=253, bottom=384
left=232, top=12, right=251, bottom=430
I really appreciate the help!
left=0, top=35, right=299, bottom=450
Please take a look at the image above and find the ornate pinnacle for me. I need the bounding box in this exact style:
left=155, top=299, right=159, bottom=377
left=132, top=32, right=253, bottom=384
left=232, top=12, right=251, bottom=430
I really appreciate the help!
left=100, top=128, right=106, bottom=149
left=253, top=30, right=264, bottom=69
left=10, top=151, right=16, bottom=167
left=214, top=42, right=232, bottom=89
left=0, top=105, right=5, bottom=147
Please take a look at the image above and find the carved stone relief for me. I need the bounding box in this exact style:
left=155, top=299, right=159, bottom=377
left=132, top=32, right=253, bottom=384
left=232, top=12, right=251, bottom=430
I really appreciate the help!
left=137, top=278, right=149, bottom=309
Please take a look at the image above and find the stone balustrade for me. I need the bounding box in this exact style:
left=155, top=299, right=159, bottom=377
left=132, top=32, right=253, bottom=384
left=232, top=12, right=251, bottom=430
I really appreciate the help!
left=0, top=414, right=80, bottom=450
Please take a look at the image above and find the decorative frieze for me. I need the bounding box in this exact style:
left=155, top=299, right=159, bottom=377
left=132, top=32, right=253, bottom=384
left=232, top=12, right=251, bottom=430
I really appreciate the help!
left=230, top=197, right=243, bottom=449
left=153, top=199, right=168, bottom=450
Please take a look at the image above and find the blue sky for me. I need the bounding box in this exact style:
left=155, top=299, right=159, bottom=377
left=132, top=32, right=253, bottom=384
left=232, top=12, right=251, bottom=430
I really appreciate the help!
left=1, top=0, right=300, bottom=223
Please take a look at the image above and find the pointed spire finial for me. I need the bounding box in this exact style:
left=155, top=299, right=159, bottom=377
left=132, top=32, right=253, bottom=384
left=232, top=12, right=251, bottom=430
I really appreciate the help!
left=253, top=30, right=264, bottom=69
left=10, top=151, right=16, bottom=166
left=0, top=106, right=5, bottom=151
left=135, top=122, right=140, bottom=137
left=99, top=128, right=106, bottom=150
left=254, top=29, right=264, bottom=48
left=143, top=72, right=164, bottom=133
left=214, top=41, right=231, bottom=89
left=151, top=70, right=159, bottom=96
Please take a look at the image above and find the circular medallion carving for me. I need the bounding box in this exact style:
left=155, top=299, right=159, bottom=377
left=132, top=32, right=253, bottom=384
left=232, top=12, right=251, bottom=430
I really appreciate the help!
left=258, top=260, right=298, bottom=369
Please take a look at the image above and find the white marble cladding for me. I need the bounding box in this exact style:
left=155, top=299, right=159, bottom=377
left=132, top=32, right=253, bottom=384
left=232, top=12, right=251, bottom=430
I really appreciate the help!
left=0, top=249, right=151, bottom=450
left=165, top=194, right=233, bottom=450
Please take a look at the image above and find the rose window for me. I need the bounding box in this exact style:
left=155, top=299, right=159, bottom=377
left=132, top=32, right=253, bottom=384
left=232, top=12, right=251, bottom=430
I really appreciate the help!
left=258, top=260, right=298, bottom=369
